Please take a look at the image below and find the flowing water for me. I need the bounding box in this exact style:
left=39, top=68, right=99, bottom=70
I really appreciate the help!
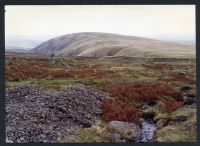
left=137, top=119, right=157, bottom=142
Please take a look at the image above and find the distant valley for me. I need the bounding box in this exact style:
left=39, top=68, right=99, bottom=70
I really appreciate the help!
left=5, top=36, right=46, bottom=53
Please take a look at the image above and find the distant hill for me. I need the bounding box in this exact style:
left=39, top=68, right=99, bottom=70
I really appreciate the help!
left=29, top=32, right=195, bottom=58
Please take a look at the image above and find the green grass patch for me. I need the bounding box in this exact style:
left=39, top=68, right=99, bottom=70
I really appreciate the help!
left=6, top=80, right=35, bottom=88
left=35, top=78, right=78, bottom=87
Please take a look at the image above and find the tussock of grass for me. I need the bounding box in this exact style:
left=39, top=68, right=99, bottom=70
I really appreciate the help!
left=60, top=122, right=109, bottom=143
left=154, top=107, right=196, bottom=142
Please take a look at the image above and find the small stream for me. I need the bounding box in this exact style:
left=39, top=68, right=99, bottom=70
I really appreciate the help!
left=137, top=119, right=157, bottom=142
left=134, top=112, right=157, bottom=143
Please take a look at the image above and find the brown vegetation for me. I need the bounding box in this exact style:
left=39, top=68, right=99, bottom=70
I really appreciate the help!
left=163, top=99, right=183, bottom=113
left=101, top=84, right=183, bottom=123
left=159, top=73, right=195, bottom=83
left=142, top=64, right=170, bottom=70
left=101, top=97, right=142, bottom=124
left=6, top=64, right=49, bottom=81
left=68, top=68, right=120, bottom=79
left=101, top=84, right=182, bottom=103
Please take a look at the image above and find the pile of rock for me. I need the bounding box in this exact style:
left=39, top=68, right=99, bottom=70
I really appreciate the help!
left=6, top=85, right=108, bottom=143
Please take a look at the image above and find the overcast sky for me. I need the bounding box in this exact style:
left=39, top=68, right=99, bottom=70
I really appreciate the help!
left=5, top=5, right=195, bottom=43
